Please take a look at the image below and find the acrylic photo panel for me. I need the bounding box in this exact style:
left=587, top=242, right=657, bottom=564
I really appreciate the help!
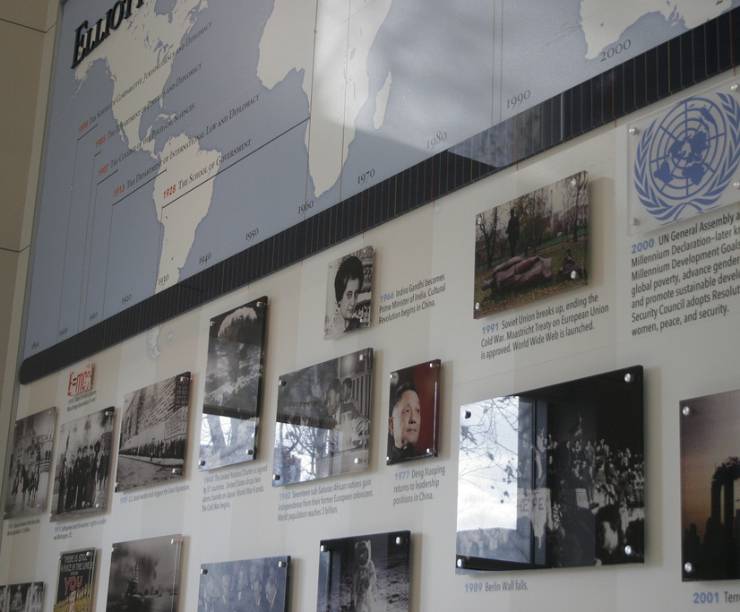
left=273, top=349, right=373, bottom=486
left=474, top=171, right=589, bottom=318
left=55, top=548, right=97, bottom=612
left=387, top=360, right=441, bottom=465
left=116, top=373, right=191, bottom=492
left=107, top=535, right=183, bottom=612
left=198, top=556, right=290, bottom=611
left=680, top=389, right=740, bottom=581
left=317, top=531, right=411, bottom=612
left=324, top=246, right=374, bottom=339
left=4, top=407, right=56, bottom=519
left=456, top=366, right=644, bottom=571
left=51, top=407, right=114, bottom=520
left=6, top=583, right=44, bottom=612
left=200, top=297, right=268, bottom=470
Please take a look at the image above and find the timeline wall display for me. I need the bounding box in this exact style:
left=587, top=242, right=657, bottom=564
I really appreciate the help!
left=54, top=549, right=97, bottom=612
left=680, top=388, right=740, bottom=581
left=197, top=556, right=290, bottom=612
left=51, top=407, right=114, bottom=520
left=273, top=349, right=373, bottom=486
left=456, top=367, right=645, bottom=571
left=200, top=298, right=268, bottom=470
left=116, top=373, right=192, bottom=492
left=4, top=408, right=56, bottom=519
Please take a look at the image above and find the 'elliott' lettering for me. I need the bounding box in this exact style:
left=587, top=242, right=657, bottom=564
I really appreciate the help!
left=72, top=0, right=146, bottom=68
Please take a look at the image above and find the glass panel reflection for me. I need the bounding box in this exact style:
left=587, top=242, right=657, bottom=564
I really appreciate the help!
left=456, top=366, right=644, bottom=571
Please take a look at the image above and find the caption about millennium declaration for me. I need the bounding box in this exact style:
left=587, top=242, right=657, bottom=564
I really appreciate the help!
left=631, top=209, right=740, bottom=336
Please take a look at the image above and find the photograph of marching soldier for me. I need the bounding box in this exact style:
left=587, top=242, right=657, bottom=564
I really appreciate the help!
left=115, top=373, right=192, bottom=492
left=4, top=408, right=56, bottom=519
left=51, top=408, right=114, bottom=519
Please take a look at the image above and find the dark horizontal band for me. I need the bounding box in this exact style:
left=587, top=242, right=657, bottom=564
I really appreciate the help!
left=19, top=8, right=740, bottom=384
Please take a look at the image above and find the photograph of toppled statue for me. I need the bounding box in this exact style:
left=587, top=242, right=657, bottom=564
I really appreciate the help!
left=474, top=171, right=589, bottom=318
left=273, top=349, right=373, bottom=486
left=317, top=531, right=410, bottom=612
left=198, top=556, right=289, bottom=611
left=201, top=298, right=268, bottom=470
left=681, top=388, right=740, bottom=581
left=456, top=366, right=644, bottom=571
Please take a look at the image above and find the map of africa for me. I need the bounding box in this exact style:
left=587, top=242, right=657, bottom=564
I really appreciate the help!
left=23, top=0, right=738, bottom=357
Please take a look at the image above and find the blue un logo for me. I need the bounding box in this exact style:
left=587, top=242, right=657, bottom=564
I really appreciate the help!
left=634, top=93, right=740, bottom=224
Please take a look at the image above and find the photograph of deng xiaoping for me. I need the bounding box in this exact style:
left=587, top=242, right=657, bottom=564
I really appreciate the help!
left=473, top=171, right=589, bottom=318
left=201, top=298, right=268, bottom=470
left=324, top=247, right=374, bottom=339
left=387, top=360, right=441, bottom=465
left=681, top=389, right=740, bottom=581
left=273, top=349, right=373, bottom=486
left=198, top=557, right=289, bottom=612
left=1, top=583, right=44, bottom=612
left=55, top=548, right=97, bottom=612
left=107, top=535, right=183, bottom=612
left=4, top=407, right=56, bottom=519
left=317, top=531, right=410, bottom=612
left=115, top=373, right=191, bottom=492
left=51, top=408, right=114, bottom=520
left=456, top=366, right=644, bottom=571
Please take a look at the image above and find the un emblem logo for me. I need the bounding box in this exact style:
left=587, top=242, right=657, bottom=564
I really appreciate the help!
left=634, top=93, right=740, bottom=223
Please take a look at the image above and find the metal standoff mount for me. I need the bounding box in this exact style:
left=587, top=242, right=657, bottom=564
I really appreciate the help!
left=730, top=83, right=739, bottom=93
left=278, top=560, right=287, bottom=568
left=624, top=545, right=633, bottom=557
left=684, top=562, right=694, bottom=574
left=201, top=567, right=208, bottom=575
left=272, top=473, right=281, bottom=482
left=628, top=126, right=639, bottom=135
left=456, top=557, right=464, bottom=569
left=624, top=372, right=633, bottom=383
left=395, top=536, right=403, bottom=545
left=464, top=410, right=472, bottom=419
left=682, top=405, right=691, bottom=417
left=320, top=544, right=327, bottom=552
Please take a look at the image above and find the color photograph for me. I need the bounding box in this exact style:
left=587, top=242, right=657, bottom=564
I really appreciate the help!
left=201, top=298, right=268, bottom=470
left=106, top=535, right=182, bottom=612
left=4, top=408, right=56, bottom=519
left=116, top=373, right=191, bottom=492
left=198, top=556, right=289, bottom=612
left=387, top=360, right=441, bottom=465
left=324, top=247, right=374, bottom=339
left=273, top=349, right=373, bottom=486
left=317, top=531, right=410, bottom=612
left=457, top=367, right=644, bottom=570
left=52, top=408, right=114, bottom=519
left=680, top=389, right=740, bottom=581
left=55, top=549, right=97, bottom=612
left=474, top=171, right=589, bottom=317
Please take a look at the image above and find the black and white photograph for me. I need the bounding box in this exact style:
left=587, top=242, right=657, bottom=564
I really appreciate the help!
left=456, top=367, right=644, bottom=571
left=387, top=360, right=441, bottom=465
left=200, top=298, right=268, bottom=470
left=116, top=373, right=191, bottom=492
left=324, top=247, right=374, bottom=339
left=106, top=535, right=183, bottom=612
left=55, top=548, right=97, bottom=612
left=317, top=531, right=410, bottom=612
left=4, top=407, right=56, bottom=519
left=5, top=582, right=44, bottom=612
left=51, top=408, right=114, bottom=519
left=474, top=172, right=589, bottom=318
left=273, top=349, right=373, bottom=486
left=198, top=556, right=289, bottom=612
left=681, top=389, right=740, bottom=581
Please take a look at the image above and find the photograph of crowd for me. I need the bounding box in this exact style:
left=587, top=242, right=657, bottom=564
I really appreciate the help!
left=107, top=535, right=182, bottom=612
left=0, top=583, right=44, bottom=612
left=457, top=367, right=644, bottom=570
left=273, top=349, right=373, bottom=486
left=387, top=360, right=441, bottom=465
left=4, top=408, right=56, bottom=519
left=51, top=408, right=113, bottom=519
left=324, top=247, right=374, bottom=339
left=317, top=531, right=410, bottom=612
left=201, top=298, right=268, bottom=470
left=474, top=171, right=589, bottom=317
left=198, top=557, right=289, bottom=612
left=55, top=549, right=97, bottom=612
left=681, top=388, right=740, bottom=580
left=116, top=373, right=191, bottom=492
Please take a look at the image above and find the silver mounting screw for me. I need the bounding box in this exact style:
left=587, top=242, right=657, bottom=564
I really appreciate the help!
left=682, top=406, right=691, bottom=417
left=624, top=545, right=633, bottom=557
left=456, top=558, right=464, bottom=569
left=395, top=536, right=403, bottom=545
left=684, top=562, right=694, bottom=574
left=730, top=83, right=739, bottom=93
left=474, top=302, right=480, bottom=311
left=628, top=127, right=639, bottom=136
left=624, top=373, right=632, bottom=383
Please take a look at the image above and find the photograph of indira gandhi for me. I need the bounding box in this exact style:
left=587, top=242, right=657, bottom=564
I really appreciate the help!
left=387, top=360, right=441, bottom=465
left=324, top=247, right=374, bottom=339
